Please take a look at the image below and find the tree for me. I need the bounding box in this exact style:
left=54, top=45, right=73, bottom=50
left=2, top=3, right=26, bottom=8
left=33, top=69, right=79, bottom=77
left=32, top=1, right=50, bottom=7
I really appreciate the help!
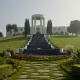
left=6, top=24, right=18, bottom=35
left=47, top=20, right=49, bottom=35
left=24, top=19, right=28, bottom=37
left=49, top=20, right=52, bottom=35
left=12, top=24, right=18, bottom=34
left=27, top=19, right=30, bottom=35
left=68, top=20, right=80, bottom=33
left=47, top=20, right=52, bottom=35
left=0, top=32, right=3, bottom=37
left=6, top=24, right=12, bottom=32
left=24, top=19, right=30, bottom=37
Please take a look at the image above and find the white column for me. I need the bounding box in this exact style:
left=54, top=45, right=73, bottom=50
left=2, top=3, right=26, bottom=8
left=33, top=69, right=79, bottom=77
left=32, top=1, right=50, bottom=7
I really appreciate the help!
left=43, top=18, right=46, bottom=34
left=40, top=17, right=42, bottom=34
left=31, top=18, right=33, bottom=34
left=32, top=18, right=33, bottom=26
left=34, top=18, right=36, bottom=34
left=43, top=18, right=45, bottom=27
left=40, top=17, right=42, bottom=26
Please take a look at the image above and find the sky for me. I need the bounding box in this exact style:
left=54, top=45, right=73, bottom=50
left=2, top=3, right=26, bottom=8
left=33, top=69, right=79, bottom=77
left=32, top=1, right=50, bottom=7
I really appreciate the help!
left=0, top=0, right=80, bottom=36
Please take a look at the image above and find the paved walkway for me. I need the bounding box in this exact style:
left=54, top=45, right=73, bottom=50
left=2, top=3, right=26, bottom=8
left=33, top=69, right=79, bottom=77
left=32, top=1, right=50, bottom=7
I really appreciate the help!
left=18, top=61, right=66, bottom=80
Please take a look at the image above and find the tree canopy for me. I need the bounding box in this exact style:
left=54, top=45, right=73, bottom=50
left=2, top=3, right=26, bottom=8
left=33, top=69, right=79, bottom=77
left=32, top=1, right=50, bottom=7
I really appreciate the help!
left=12, top=24, right=18, bottom=32
left=6, top=24, right=18, bottom=32
left=47, top=20, right=52, bottom=35
left=0, top=32, right=3, bottom=37
left=6, top=24, right=12, bottom=32
left=24, top=19, right=30, bottom=37
left=68, top=20, right=80, bottom=33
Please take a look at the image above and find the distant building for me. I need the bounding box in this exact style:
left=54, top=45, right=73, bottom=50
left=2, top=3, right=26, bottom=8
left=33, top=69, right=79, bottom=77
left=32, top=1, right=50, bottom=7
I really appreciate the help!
left=52, top=26, right=67, bottom=34
left=6, top=14, right=68, bottom=36
left=6, top=27, right=24, bottom=36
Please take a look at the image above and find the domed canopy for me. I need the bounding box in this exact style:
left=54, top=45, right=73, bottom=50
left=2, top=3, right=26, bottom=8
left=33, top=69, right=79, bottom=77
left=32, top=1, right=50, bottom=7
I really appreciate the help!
left=32, top=14, right=44, bottom=20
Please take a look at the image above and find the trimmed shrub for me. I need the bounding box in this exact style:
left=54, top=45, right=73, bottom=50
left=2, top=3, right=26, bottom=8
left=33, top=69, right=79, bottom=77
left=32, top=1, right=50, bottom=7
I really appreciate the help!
left=60, top=59, right=73, bottom=74
left=0, top=64, right=12, bottom=79
left=6, top=58, right=21, bottom=69
left=14, top=54, right=70, bottom=61
left=72, top=64, right=80, bottom=78
left=9, top=49, right=15, bottom=57
left=6, top=48, right=15, bottom=57
left=0, top=57, right=6, bottom=65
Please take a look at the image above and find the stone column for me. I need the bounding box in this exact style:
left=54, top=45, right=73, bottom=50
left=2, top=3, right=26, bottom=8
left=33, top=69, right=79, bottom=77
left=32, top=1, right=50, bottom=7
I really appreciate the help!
left=32, top=18, right=33, bottom=26
left=31, top=18, right=33, bottom=34
left=43, top=18, right=45, bottom=27
left=40, top=17, right=43, bottom=34
left=43, top=18, right=45, bottom=34
left=40, top=17, right=42, bottom=26
left=34, top=18, right=36, bottom=34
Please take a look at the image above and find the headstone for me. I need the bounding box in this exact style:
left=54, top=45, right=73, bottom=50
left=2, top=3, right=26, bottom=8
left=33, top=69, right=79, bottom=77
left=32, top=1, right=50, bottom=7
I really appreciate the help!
left=19, top=48, right=23, bottom=54
left=16, top=48, right=19, bottom=53
left=60, top=48, right=63, bottom=53
left=4, top=51, right=11, bottom=57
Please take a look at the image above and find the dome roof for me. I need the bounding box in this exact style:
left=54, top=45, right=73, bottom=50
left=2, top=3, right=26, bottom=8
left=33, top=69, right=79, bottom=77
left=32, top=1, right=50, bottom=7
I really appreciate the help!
left=32, top=14, right=44, bottom=18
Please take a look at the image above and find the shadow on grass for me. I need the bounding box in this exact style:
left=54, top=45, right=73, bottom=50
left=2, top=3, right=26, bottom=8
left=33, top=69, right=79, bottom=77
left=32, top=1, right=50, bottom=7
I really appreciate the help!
left=0, top=37, right=27, bottom=42
left=53, top=35, right=77, bottom=38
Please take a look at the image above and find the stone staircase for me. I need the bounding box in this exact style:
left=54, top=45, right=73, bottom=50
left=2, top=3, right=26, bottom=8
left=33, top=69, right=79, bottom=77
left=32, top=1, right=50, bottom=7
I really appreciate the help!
left=23, top=33, right=66, bottom=55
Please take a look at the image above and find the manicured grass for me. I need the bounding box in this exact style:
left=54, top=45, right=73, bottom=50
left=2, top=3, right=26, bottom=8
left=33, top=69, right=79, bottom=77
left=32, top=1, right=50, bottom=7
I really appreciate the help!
left=49, top=35, right=80, bottom=52
left=0, top=35, right=28, bottom=53
left=0, top=35, right=24, bottom=41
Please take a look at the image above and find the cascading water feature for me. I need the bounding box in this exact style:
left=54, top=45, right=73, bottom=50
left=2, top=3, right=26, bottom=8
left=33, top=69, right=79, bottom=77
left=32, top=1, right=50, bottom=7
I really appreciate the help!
left=23, top=33, right=66, bottom=56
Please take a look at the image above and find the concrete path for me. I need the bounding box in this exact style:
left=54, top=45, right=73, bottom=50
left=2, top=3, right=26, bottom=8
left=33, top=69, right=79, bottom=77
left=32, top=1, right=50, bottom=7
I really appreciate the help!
left=18, top=61, right=66, bottom=80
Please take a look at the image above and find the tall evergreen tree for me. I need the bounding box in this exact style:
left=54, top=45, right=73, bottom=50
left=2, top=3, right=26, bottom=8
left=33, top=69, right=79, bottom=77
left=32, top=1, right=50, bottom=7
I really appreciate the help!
left=27, top=19, right=30, bottom=35
left=47, top=20, right=49, bottom=35
left=47, top=20, right=52, bottom=35
left=49, top=20, right=52, bottom=35
left=24, top=19, right=28, bottom=37
left=24, top=19, right=30, bottom=37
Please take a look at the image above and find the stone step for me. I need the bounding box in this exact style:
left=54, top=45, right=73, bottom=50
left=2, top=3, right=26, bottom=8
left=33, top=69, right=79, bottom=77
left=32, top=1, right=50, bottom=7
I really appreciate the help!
left=19, top=75, right=27, bottom=79
left=25, top=64, right=30, bottom=66
left=31, top=75, right=50, bottom=78
left=32, top=73, right=39, bottom=75
left=25, top=67, right=31, bottom=69
left=38, top=70, right=50, bottom=72
left=26, top=69, right=35, bottom=72
left=55, top=77, right=66, bottom=80
left=53, top=73, right=64, bottom=77
left=21, top=72, right=27, bottom=75
left=53, top=68, right=59, bottom=71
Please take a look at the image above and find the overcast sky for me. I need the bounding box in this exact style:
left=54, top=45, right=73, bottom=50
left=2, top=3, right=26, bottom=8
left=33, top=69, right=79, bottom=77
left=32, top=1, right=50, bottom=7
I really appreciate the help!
left=0, top=0, right=80, bottom=36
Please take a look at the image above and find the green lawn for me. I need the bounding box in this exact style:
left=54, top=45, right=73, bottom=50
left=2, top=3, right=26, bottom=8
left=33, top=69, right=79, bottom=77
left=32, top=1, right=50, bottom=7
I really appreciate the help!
left=49, top=35, right=80, bottom=53
left=0, top=35, right=24, bottom=41
left=0, top=35, right=28, bottom=53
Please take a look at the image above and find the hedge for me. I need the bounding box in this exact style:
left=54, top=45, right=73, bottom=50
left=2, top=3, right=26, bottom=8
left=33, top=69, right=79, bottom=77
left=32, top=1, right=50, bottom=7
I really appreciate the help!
left=14, top=54, right=70, bottom=61
left=72, top=64, right=80, bottom=78
left=0, top=64, right=12, bottom=79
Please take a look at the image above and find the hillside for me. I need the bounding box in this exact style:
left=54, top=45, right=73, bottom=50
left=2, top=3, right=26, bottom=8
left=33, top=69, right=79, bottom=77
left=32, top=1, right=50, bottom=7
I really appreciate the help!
left=0, top=35, right=28, bottom=53
left=49, top=35, right=80, bottom=53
